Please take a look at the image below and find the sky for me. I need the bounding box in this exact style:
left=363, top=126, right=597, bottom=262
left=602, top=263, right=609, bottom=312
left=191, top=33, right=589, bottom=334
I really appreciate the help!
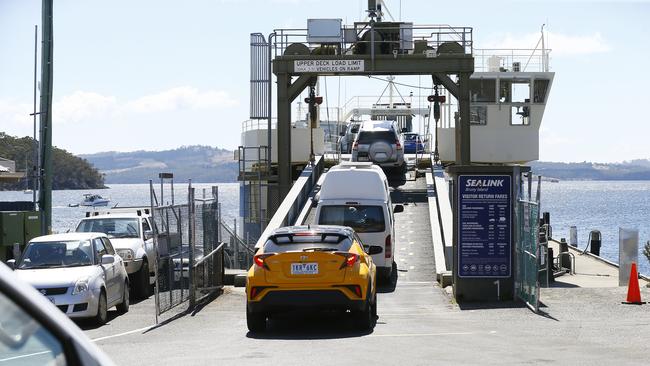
left=1, top=0, right=649, bottom=163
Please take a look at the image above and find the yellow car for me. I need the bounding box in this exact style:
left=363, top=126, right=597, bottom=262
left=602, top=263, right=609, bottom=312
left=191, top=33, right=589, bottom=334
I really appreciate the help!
left=246, top=225, right=380, bottom=332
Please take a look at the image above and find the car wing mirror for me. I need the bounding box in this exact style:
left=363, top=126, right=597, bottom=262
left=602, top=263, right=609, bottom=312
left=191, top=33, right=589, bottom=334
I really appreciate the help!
left=101, top=254, right=115, bottom=265
left=6, top=259, right=15, bottom=270
left=365, top=245, right=383, bottom=255
left=393, top=204, right=404, bottom=213
left=144, top=230, right=154, bottom=240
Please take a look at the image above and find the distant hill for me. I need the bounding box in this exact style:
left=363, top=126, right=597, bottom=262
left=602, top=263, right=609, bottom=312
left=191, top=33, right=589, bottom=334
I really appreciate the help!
left=0, top=132, right=105, bottom=190
left=81, top=145, right=237, bottom=184
left=530, top=160, right=650, bottom=180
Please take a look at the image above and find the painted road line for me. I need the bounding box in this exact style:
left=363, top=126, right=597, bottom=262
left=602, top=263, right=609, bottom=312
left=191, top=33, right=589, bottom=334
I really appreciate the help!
left=92, top=325, right=156, bottom=342
left=369, top=332, right=476, bottom=338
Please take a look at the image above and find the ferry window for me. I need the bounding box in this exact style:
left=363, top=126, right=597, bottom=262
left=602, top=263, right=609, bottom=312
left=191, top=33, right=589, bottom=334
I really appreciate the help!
left=511, top=81, right=530, bottom=103
left=511, top=106, right=530, bottom=126
left=469, top=79, right=496, bottom=102
left=470, top=106, right=487, bottom=125
left=533, top=79, right=550, bottom=103
left=499, top=80, right=511, bottom=102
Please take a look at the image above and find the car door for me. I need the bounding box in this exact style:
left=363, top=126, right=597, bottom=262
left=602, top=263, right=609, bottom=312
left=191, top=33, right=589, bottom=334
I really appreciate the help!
left=142, top=218, right=155, bottom=262
left=94, top=238, right=118, bottom=304
left=102, top=237, right=124, bottom=304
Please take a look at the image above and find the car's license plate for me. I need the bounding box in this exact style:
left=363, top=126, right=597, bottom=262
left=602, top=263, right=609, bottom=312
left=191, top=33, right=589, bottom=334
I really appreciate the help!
left=291, top=263, right=318, bottom=275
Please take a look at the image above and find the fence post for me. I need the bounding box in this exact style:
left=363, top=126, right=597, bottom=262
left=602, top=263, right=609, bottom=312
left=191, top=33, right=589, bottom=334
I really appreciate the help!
left=150, top=180, right=159, bottom=324
left=189, top=183, right=196, bottom=309
left=233, top=218, right=239, bottom=269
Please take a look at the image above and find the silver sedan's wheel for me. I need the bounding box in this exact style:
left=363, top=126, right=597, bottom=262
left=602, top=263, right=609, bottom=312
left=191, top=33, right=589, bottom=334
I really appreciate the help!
left=116, top=281, right=130, bottom=314
left=94, top=291, right=108, bottom=325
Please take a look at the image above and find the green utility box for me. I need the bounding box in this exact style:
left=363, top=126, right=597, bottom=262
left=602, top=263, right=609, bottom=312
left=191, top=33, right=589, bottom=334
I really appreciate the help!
left=23, top=211, right=41, bottom=243
left=1, top=212, right=25, bottom=262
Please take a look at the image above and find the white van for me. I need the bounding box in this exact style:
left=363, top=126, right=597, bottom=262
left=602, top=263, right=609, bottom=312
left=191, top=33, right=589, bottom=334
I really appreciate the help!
left=314, top=162, right=403, bottom=281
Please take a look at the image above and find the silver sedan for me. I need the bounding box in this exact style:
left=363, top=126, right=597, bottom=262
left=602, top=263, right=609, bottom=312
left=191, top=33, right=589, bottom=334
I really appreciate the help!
left=8, top=232, right=130, bottom=325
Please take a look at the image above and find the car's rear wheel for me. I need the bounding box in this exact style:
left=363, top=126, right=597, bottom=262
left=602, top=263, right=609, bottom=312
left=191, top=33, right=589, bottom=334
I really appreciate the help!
left=94, top=290, right=108, bottom=325
left=134, top=259, right=150, bottom=299
left=356, top=282, right=375, bottom=330
left=246, top=306, right=267, bottom=333
left=116, top=281, right=130, bottom=314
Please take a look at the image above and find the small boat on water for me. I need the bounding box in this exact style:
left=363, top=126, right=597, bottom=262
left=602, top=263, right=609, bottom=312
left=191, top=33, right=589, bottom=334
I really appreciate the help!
left=80, top=194, right=110, bottom=207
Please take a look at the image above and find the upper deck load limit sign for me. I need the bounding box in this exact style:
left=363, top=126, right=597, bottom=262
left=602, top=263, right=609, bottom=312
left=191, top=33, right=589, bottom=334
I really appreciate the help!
left=294, top=60, right=365, bottom=73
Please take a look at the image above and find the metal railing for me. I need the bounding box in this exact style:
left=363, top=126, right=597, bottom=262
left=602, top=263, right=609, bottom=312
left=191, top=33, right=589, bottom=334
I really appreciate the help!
left=193, top=242, right=225, bottom=304
left=272, top=24, right=473, bottom=58
left=474, top=48, right=551, bottom=72
left=254, top=156, right=324, bottom=249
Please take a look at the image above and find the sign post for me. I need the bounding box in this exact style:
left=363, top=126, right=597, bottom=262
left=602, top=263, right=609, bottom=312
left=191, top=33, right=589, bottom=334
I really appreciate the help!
left=449, top=165, right=526, bottom=302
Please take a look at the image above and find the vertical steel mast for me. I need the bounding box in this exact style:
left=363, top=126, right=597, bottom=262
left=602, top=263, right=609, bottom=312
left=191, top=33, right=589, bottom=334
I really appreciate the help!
left=38, top=0, right=54, bottom=234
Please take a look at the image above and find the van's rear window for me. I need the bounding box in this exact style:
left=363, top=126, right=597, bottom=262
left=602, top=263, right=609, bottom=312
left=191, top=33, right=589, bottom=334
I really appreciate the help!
left=356, top=131, right=396, bottom=144
left=318, top=205, right=385, bottom=233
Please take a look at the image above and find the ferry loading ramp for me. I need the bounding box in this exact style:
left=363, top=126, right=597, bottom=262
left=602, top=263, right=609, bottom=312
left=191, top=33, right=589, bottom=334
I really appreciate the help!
left=80, top=174, right=650, bottom=366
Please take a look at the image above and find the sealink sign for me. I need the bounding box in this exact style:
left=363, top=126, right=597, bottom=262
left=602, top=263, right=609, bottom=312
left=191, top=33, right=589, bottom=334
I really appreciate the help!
left=465, top=179, right=504, bottom=188
left=458, top=175, right=512, bottom=278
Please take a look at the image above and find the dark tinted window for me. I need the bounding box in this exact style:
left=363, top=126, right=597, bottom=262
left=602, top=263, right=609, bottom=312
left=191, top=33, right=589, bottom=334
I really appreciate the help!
left=264, top=236, right=353, bottom=253
left=357, top=131, right=397, bottom=144
left=318, top=205, right=386, bottom=233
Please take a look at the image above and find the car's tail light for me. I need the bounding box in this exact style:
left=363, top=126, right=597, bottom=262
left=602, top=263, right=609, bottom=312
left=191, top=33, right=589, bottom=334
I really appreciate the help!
left=250, top=286, right=276, bottom=299
left=335, top=252, right=359, bottom=269
left=395, top=140, right=402, bottom=150
left=352, top=141, right=358, bottom=150
left=253, top=253, right=275, bottom=270
left=385, top=235, right=392, bottom=259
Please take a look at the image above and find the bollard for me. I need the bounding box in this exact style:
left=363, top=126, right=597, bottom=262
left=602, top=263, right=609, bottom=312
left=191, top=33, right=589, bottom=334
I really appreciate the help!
left=570, top=226, right=578, bottom=247
left=559, top=238, right=571, bottom=269
left=589, top=230, right=602, bottom=256
left=547, top=247, right=555, bottom=283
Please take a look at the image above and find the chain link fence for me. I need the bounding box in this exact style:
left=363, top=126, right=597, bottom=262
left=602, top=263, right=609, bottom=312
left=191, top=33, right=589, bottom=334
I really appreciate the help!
left=150, top=184, right=226, bottom=318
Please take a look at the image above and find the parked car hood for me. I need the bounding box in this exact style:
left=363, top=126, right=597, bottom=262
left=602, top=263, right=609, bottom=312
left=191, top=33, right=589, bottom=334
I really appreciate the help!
left=108, top=237, right=142, bottom=251
left=14, top=266, right=98, bottom=288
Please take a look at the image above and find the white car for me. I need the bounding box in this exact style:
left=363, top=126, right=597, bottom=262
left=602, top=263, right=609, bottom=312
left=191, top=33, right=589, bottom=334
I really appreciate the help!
left=76, top=211, right=156, bottom=299
left=8, top=232, right=129, bottom=325
left=314, top=162, right=403, bottom=282
left=0, top=261, right=115, bottom=365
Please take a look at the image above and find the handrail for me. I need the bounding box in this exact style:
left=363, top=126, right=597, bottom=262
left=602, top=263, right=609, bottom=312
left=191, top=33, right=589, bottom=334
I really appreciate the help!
left=193, top=242, right=226, bottom=268
left=254, top=155, right=324, bottom=249
left=220, top=221, right=256, bottom=255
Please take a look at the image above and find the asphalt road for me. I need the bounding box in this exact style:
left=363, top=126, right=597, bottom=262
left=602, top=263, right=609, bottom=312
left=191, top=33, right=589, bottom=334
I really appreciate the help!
left=84, top=177, right=650, bottom=365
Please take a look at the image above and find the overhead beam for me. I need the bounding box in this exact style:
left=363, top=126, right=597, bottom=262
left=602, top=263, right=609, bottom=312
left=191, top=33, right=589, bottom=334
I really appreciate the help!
left=288, top=74, right=316, bottom=102
left=432, top=73, right=459, bottom=99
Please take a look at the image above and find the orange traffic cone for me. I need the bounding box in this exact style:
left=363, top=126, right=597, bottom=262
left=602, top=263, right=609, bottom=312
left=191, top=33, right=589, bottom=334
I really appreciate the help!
left=622, top=262, right=645, bottom=305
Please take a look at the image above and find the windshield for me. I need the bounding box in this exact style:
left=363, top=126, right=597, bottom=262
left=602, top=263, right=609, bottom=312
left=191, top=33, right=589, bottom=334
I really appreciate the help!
left=356, top=131, right=396, bottom=144
left=403, top=134, right=419, bottom=141
left=264, top=235, right=353, bottom=253
left=18, top=240, right=94, bottom=269
left=318, top=205, right=386, bottom=233
left=76, top=218, right=140, bottom=239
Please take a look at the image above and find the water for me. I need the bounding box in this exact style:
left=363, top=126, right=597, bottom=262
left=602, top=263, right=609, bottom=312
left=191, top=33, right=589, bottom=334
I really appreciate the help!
left=0, top=183, right=240, bottom=235
left=540, top=181, right=650, bottom=275
left=1, top=180, right=649, bottom=274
